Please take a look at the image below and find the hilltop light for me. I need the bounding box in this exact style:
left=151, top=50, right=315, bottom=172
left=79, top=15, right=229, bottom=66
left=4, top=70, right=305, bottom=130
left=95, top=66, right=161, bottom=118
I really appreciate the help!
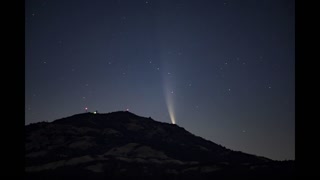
left=93, top=111, right=97, bottom=114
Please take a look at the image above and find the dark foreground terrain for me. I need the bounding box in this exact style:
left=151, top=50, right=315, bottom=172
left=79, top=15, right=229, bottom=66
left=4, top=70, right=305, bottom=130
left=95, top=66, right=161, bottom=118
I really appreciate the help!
left=25, top=111, right=294, bottom=179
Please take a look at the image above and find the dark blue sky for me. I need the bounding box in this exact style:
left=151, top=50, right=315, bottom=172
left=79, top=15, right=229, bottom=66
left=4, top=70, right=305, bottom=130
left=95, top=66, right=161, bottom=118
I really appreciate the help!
left=25, top=0, right=295, bottom=160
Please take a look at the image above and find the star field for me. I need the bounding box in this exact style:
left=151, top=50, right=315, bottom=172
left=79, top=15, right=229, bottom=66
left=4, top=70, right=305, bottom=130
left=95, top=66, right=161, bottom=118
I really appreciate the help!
left=26, top=0, right=295, bottom=160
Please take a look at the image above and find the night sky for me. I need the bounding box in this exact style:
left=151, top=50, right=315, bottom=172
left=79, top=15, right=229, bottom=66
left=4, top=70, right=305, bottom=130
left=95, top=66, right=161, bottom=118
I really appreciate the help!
left=25, top=0, right=295, bottom=161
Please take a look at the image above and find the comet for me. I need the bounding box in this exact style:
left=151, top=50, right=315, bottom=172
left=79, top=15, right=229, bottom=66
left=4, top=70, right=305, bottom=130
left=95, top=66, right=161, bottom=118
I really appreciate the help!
left=167, top=102, right=176, bottom=124
left=162, top=68, right=176, bottom=125
left=165, top=91, right=176, bottom=124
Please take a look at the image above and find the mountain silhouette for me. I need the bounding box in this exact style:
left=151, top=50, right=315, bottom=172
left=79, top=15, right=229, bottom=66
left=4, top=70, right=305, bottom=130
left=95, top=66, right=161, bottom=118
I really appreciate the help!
left=25, top=111, right=294, bottom=179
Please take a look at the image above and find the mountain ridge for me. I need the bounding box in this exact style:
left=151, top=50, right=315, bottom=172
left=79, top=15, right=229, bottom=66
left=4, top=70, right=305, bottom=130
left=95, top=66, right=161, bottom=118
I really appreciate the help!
left=25, top=111, right=294, bottom=179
